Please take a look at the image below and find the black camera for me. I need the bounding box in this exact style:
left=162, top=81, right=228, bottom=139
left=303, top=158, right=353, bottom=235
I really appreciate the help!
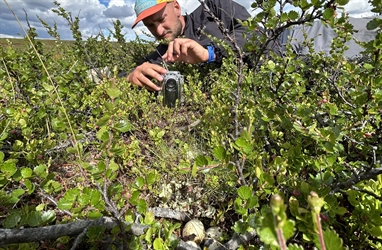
left=162, top=71, right=184, bottom=108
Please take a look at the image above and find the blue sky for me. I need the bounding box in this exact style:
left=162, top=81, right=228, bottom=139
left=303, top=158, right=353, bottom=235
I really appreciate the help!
left=99, top=0, right=110, bottom=7
left=0, top=0, right=375, bottom=40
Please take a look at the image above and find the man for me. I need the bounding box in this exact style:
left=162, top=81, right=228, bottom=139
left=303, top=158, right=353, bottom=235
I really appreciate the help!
left=126, top=0, right=252, bottom=91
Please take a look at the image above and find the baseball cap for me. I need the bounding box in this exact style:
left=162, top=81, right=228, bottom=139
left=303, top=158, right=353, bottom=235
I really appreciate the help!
left=132, top=0, right=174, bottom=28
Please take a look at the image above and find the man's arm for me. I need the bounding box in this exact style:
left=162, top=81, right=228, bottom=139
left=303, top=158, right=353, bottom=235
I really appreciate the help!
left=120, top=44, right=168, bottom=91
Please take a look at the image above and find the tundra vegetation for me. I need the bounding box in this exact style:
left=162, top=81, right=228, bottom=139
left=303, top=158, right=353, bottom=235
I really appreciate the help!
left=0, top=0, right=381, bottom=249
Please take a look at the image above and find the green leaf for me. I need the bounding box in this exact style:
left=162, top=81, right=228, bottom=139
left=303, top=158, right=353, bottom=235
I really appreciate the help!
left=323, top=228, right=344, bottom=250
left=323, top=9, right=335, bottom=21
left=233, top=220, right=249, bottom=234
left=11, top=189, right=25, bottom=199
left=57, top=198, right=74, bottom=210
left=336, top=0, right=349, bottom=6
left=366, top=18, right=381, bottom=30
left=281, top=13, right=289, bottom=23
left=110, top=160, right=119, bottom=171
left=41, top=210, right=56, bottom=224
left=24, top=179, right=35, bottom=194
left=0, top=132, right=8, bottom=141
left=364, top=63, right=374, bottom=70
left=3, top=212, right=21, bottom=228
left=34, top=164, right=47, bottom=178
left=287, top=244, right=305, bottom=250
left=195, top=155, right=208, bottom=167
left=336, top=207, right=347, bottom=215
left=114, top=119, right=132, bottom=132
left=283, top=219, right=296, bottom=240
left=51, top=117, right=65, bottom=132
left=135, top=176, right=145, bottom=189
left=27, top=211, right=42, bottom=227
left=258, top=225, right=277, bottom=246
left=234, top=197, right=247, bottom=215
left=144, top=211, right=155, bottom=225
left=21, top=168, right=33, bottom=178
left=88, top=211, right=103, bottom=219
left=77, top=193, right=90, bottom=206
left=370, top=226, right=382, bottom=237
left=146, top=172, right=157, bottom=185
left=89, top=190, right=102, bottom=206
left=96, top=126, right=109, bottom=142
left=97, top=114, right=111, bottom=126
left=1, top=160, right=17, bottom=177
left=153, top=237, right=165, bottom=250
left=145, top=227, right=154, bottom=243
left=238, top=186, right=252, bottom=200
left=213, top=146, right=226, bottom=161
left=106, top=87, right=121, bottom=99
left=247, top=196, right=259, bottom=209
left=136, top=199, right=147, bottom=214
left=288, top=10, right=299, bottom=20
left=0, top=151, right=4, bottom=162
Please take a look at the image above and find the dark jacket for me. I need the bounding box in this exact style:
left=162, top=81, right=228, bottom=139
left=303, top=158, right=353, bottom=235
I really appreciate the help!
left=143, top=0, right=252, bottom=65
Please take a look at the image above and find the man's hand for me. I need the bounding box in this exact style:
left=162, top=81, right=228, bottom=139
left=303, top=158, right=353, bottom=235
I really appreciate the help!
left=127, top=62, right=168, bottom=91
left=162, top=38, right=209, bottom=64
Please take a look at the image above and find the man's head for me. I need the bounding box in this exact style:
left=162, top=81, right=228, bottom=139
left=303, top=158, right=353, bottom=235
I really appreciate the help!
left=132, top=0, right=184, bottom=41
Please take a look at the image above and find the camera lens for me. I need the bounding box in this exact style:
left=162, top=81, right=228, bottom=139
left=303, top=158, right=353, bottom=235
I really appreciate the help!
left=166, top=78, right=177, bottom=91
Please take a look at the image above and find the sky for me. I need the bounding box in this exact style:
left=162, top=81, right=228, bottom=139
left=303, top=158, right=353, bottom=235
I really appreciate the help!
left=0, top=0, right=375, bottom=41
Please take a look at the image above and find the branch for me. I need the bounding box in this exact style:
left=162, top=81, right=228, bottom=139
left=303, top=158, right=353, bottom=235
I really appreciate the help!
left=38, top=189, right=72, bottom=217
left=331, top=167, right=382, bottom=193
left=149, top=207, right=191, bottom=222
left=0, top=206, right=191, bottom=247
left=0, top=210, right=259, bottom=249
left=218, top=230, right=257, bottom=250
left=0, top=217, right=147, bottom=246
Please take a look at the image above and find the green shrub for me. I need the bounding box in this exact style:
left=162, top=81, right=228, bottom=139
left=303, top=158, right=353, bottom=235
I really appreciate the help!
left=0, top=0, right=381, bottom=249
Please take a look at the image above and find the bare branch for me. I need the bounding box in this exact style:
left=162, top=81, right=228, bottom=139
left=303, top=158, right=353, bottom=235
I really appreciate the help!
left=149, top=207, right=191, bottom=222
left=38, top=189, right=72, bottom=217
left=0, top=217, right=147, bottom=246
left=218, top=230, right=257, bottom=250
left=331, top=167, right=382, bottom=193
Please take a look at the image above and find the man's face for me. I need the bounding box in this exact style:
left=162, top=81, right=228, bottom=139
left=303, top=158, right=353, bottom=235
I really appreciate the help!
left=143, top=2, right=183, bottom=41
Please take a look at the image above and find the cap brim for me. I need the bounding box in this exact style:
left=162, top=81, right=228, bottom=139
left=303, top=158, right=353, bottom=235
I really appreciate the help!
left=132, top=2, right=167, bottom=28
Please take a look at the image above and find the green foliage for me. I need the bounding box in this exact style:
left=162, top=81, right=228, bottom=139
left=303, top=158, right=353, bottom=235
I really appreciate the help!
left=0, top=0, right=382, bottom=249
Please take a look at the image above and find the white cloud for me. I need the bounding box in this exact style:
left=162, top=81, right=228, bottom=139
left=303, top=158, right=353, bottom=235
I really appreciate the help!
left=343, top=0, right=373, bottom=17
left=109, top=0, right=127, bottom=7
left=0, top=0, right=376, bottom=41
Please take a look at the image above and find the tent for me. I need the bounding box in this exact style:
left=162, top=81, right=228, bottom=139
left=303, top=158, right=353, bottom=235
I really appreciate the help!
left=279, top=16, right=381, bottom=58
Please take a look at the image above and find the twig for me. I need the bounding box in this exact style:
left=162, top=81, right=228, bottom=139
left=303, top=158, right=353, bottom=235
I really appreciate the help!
left=331, top=167, right=382, bottom=193
left=176, top=119, right=201, bottom=131
left=70, top=221, right=93, bottom=250
left=38, top=189, right=72, bottom=217
left=97, top=182, right=122, bottom=219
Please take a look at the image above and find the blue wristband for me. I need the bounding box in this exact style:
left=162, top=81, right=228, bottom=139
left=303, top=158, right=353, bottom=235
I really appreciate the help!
left=207, top=45, right=215, bottom=63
